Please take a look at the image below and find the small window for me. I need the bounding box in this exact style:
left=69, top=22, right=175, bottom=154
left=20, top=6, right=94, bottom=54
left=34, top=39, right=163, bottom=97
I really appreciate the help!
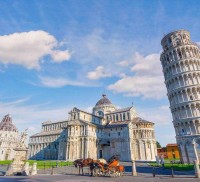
left=123, top=113, right=126, bottom=120
left=109, top=133, right=110, bottom=136
left=116, top=115, right=119, bottom=121
left=190, top=95, right=193, bottom=100
left=127, top=112, right=130, bottom=120
left=118, top=132, right=120, bottom=136
left=98, top=111, right=104, bottom=117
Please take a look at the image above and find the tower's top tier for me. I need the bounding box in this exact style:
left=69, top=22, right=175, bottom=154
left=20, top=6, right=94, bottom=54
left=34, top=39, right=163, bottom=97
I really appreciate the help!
left=161, top=30, right=191, bottom=51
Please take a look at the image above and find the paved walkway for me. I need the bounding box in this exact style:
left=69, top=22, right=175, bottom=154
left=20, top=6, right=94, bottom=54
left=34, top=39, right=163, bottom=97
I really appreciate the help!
left=0, top=162, right=197, bottom=181
left=0, top=174, right=200, bottom=182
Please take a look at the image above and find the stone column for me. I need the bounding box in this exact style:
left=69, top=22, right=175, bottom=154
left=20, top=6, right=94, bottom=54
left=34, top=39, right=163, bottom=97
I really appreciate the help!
left=192, top=140, right=199, bottom=163
left=22, top=162, right=29, bottom=176
left=194, top=160, right=200, bottom=178
left=138, top=142, right=142, bottom=160
left=66, top=142, right=69, bottom=160
left=85, top=138, right=88, bottom=158
left=68, top=142, right=71, bottom=160
left=144, top=141, right=147, bottom=160
left=31, top=162, right=37, bottom=176
left=193, top=121, right=197, bottom=134
left=132, top=160, right=137, bottom=176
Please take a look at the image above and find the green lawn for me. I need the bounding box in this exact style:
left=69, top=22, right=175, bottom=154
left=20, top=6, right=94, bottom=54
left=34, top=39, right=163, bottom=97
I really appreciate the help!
left=0, top=160, right=12, bottom=165
left=149, top=159, right=195, bottom=171
left=0, top=160, right=73, bottom=169
left=29, top=160, right=73, bottom=169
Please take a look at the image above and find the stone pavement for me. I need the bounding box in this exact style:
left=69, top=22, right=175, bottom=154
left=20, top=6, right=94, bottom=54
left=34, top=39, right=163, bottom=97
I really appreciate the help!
left=0, top=161, right=197, bottom=181
left=0, top=174, right=200, bottom=182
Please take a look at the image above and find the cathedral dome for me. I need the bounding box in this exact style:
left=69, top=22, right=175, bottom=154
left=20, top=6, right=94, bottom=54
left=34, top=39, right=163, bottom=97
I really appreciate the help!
left=93, top=94, right=116, bottom=117
left=95, top=94, right=112, bottom=106
left=0, top=114, right=18, bottom=132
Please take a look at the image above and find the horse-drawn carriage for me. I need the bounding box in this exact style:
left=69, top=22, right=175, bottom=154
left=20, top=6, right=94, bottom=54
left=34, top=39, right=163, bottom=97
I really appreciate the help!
left=91, top=158, right=124, bottom=177
left=74, top=155, right=124, bottom=177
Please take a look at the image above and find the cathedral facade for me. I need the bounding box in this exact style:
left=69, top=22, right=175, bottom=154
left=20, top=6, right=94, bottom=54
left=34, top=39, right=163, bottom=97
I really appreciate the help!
left=28, top=95, right=157, bottom=161
left=0, top=115, right=19, bottom=160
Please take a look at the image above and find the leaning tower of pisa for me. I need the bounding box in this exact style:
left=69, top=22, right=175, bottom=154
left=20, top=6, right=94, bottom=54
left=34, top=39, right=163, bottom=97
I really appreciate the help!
left=160, top=30, right=200, bottom=163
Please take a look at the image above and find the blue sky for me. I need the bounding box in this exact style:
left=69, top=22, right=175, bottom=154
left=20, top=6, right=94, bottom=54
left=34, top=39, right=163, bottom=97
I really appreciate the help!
left=0, top=0, right=200, bottom=146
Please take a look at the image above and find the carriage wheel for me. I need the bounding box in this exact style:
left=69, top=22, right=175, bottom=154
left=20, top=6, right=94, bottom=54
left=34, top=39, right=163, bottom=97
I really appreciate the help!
left=98, top=168, right=103, bottom=176
left=92, top=168, right=96, bottom=177
left=109, top=168, right=115, bottom=177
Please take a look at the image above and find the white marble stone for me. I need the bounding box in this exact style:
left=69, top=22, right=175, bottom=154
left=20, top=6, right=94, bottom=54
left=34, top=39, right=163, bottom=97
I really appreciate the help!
left=160, top=29, right=200, bottom=163
left=0, top=115, right=19, bottom=160
left=29, top=95, right=157, bottom=162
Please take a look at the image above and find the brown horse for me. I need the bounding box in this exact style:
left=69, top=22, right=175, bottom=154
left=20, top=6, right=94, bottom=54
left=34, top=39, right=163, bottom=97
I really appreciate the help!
left=74, top=159, right=83, bottom=174
left=74, top=158, right=94, bottom=175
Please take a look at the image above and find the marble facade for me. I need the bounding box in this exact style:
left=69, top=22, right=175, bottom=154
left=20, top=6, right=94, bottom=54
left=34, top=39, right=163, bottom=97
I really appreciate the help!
left=0, top=115, right=19, bottom=160
left=160, top=30, right=200, bottom=163
left=28, top=95, right=157, bottom=161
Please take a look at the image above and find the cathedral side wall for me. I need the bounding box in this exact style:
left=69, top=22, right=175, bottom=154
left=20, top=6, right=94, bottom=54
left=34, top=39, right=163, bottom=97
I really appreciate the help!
left=129, top=123, right=157, bottom=161
left=99, top=126, right=131, bottom=161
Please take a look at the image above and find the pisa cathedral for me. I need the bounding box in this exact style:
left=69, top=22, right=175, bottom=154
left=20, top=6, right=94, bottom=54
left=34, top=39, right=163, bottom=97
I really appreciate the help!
left=28, top=94, right=157, bottom=161
left=160, top=30, right=200, bottom=163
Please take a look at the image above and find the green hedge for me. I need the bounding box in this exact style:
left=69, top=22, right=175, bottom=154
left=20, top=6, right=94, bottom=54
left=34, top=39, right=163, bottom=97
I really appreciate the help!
left=149, top=162, right=194, bottom=171
left=0, top=160, right=73, bottom=169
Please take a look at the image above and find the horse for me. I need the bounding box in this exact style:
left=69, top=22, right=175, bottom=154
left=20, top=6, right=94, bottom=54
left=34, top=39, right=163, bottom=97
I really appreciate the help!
left=74, top=159, right=83, bottom=174
left=74, top=158, right=94, bottom=176
left=89, top=159, right=101, bottom=176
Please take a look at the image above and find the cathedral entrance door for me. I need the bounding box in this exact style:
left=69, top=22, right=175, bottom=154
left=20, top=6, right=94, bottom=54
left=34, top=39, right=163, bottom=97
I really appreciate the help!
left=5, top=149, right=10, bottom=160
left=5, top=154, right=9, bottom=160
left=99, top=150, right=103, bottom=158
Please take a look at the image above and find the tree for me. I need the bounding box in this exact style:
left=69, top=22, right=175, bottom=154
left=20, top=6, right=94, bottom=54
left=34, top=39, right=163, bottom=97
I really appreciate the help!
left=156, top=141, right=161, bottom=148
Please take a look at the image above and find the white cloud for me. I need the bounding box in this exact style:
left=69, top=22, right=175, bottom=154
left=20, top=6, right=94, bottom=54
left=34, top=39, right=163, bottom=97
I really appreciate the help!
left=117, top=60, right=130, bottom=67
left=108, top=52, right=166, bottom=99
left=39, top=76, right=85, bottom=88
left=0, top=30, right=71, bottom=69
left=0, top=98, right=69, bottom=135
left=138, top=105, right=172, bottom=125
left=87, top=66, right=111, bottom=80
left=51, top=50, right=71, bottom=63
left=108, top=75, right=165, bottom=99
left=66, top=29, right=137, bottom=71
left=130, top=52, right=162, bottom=76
